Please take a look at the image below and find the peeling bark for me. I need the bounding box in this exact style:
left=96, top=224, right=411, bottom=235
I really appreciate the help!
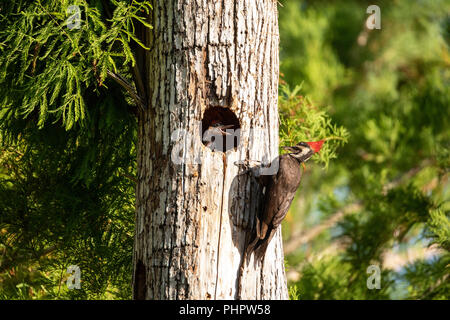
left=133, top=0, right=288, bottom=300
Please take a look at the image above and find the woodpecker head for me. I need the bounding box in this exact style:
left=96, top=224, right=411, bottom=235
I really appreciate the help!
left=203, top=122, right=234, bottom=138
left=282, top=140, right=324, bottom=163
left=202, top=122, right=235, bottom=151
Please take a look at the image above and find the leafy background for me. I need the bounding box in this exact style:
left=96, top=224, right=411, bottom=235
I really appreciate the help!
left=280, top=0, right=449, bottom=299
left=0, top=0, right=449, bottom=299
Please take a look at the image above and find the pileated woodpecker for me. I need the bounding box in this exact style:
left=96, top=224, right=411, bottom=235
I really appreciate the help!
left=247, top=140, right=324, bottom=259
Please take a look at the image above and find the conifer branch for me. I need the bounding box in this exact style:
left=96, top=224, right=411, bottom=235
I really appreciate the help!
left=100, top=0, right=113, bottom=20
left=119, top=172, right=138, bottom=184
left=100, top=0, right=148, bottom=112
left=131, top=62, right=146, bottom=103
left=284, top=202, right=362, bottom=254
left=107, top=69, right=146, bottom=112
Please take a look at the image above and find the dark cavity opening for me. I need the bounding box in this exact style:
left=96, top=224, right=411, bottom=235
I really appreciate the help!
left=201, top=106, right=241, bottom=152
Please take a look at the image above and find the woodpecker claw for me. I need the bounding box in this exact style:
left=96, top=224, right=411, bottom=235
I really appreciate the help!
left=302, top=162, right=306, bottom=172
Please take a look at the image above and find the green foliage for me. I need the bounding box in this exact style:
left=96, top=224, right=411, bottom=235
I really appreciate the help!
left=0, top=0, right=151, bottom=130
left=0, top=0, right=448, bottom=301
left=290, top=256, right=393, bottom=300
left=0, top=0, right=145, bottom=299
left=288, top=284, right=300, bottom=300
left=0, top=87, right=137, bottom=299
left=281, top=0, right=450, bottom=300
left=279, top=84, right=349, bottom=169
left=399, top=209, right=450, bottom=300
left=427, top=209, right=450, bottom=251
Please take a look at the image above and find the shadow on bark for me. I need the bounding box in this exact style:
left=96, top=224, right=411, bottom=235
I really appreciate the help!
left=227, top=162, right=267, bottom=298
left=133, top=259, right=147, bottom=300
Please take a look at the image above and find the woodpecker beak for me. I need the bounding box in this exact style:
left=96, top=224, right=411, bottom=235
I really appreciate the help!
left=217, top=124, right=234, bottom=135
left=209, top=124, right=234, bottom=135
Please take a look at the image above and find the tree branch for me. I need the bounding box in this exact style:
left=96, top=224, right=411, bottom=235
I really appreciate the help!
left=101, top=0, right=147, bottom=109
left=284, top=159, right=433, bottom=255
left=100, top=0, right=112, bottom=20
left=119, top=172, right=138, bottom=184
left=107, top=69, right=146, bottom=112
left=0, top=245, right=58, bottom=273
left=382, top=245, right=443, bottom=271
left=284, top=202, right=362, bottom=255
left=286, top=244, right=444, bottom=282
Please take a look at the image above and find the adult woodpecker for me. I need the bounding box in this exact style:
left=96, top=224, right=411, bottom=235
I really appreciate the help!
left=247, top=140, right=324, bottom=259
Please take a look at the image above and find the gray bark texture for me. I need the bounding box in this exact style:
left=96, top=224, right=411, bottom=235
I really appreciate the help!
left=133, top=0, right=288, bottom=300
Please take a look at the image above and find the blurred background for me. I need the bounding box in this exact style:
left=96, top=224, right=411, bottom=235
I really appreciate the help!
left=0, top=0, right=449, bottom=299
left=279, top=0, right=449, bottom=299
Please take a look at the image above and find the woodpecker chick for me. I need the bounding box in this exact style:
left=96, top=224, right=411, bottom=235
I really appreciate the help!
left=203, top=123, right=234, bottom=151
left=248, top=141, right=323, bottom=259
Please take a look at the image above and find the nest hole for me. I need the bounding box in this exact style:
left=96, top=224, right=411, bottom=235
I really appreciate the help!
left=201, top=107, right=241, bottom=152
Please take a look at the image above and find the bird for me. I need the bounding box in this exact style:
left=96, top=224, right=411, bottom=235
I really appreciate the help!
left=247, top=140, right=324, bottom=259
left=202, top=122, right=235, bottom=151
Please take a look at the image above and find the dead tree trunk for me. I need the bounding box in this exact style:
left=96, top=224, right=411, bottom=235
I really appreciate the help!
left=133, top=0, right=288, bottom=299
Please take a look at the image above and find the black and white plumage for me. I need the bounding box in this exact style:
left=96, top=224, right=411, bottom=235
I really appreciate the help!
left=247, top=142, right=317, bottom=259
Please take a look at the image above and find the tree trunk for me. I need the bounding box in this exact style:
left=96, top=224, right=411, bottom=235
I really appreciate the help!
left=133, top=0, right=288, bottom=299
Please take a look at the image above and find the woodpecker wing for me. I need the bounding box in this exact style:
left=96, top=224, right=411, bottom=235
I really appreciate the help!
left=261, top=156, right=303, bottom=234
left=250, top=155, right=303, bottom=258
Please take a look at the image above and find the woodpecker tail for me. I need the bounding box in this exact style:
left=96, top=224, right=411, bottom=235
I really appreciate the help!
left=246, top=217, right=276, bottom=261
left=247, top=231, right=276, bottom=261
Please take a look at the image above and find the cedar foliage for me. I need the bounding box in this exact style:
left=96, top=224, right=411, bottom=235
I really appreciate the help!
left=0, top=0, right=151, bottom=132
left=0, top=0, right=148, bottom=299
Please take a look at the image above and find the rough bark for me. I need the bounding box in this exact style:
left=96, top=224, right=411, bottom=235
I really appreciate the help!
left=133, top=0, right=288, bottom=300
